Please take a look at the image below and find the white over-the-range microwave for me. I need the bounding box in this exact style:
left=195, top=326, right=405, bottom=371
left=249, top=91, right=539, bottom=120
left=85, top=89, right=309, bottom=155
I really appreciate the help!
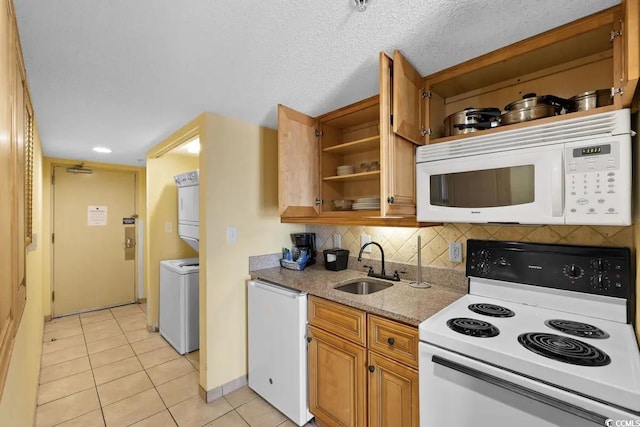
left=416, top=109, right=634, bottom=225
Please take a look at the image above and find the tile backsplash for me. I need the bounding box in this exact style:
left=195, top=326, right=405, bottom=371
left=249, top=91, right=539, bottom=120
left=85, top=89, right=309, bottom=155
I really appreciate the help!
left=306, top=224, right=635, bottom=271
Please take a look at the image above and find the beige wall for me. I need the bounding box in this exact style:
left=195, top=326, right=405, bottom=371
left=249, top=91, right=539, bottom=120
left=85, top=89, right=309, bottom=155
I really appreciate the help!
left=145, top=153, right=199, bottom=327
left=0, top=128, right=44, bottom=427
left=41, top=159, right=146, bottom=318
left=201, top=113, right=302, bottom=390
left=147, top=113, right=301, bottom=391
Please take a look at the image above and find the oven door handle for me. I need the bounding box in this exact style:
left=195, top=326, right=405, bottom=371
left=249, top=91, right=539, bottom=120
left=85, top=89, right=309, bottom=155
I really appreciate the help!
left=432, top=355, right=609, bottom=425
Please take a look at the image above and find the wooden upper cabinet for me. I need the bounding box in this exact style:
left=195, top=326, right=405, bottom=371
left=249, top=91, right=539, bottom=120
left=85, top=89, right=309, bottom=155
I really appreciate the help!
left=621, top=0, right=639, bottom=106
left=380, top=52, right=417, bottom=217
left=392, top=50, right=426, bottom=146
left=278, top=104, right=320, bottom=218
left=423, top=5, right=638, bottom=145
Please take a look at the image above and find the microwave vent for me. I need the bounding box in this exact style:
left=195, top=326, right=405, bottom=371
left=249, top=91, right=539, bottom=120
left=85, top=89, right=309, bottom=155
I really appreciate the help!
left=417, top=109, right=630, bottom=163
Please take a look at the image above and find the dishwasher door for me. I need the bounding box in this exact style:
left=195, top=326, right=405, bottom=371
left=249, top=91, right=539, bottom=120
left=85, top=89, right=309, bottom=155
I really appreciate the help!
left=247, top=280, right=313, bottom=426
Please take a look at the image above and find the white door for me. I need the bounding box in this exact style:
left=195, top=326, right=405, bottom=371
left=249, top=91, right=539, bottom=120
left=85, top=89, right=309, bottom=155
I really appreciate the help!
left=52, top=166, right=137, bottom=316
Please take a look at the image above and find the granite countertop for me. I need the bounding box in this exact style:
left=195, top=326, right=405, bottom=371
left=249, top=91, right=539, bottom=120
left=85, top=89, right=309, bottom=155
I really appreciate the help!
left=250, top=264, right=467, bottom=327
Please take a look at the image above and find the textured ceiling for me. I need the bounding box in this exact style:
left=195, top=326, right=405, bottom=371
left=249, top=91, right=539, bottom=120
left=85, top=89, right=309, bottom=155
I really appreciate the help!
left=14, top=0, right=619, bottom=165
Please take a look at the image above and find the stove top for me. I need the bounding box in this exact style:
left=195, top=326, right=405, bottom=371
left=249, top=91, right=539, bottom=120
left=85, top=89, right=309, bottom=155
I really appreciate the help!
left=468, top=302, right=515, bottom=318
left=446, top=317, right=500, bottom=337
left=517, top=332, right=611, bottom=367
left=420, top=293, right=640, bottom=412
left=544, top=319, right=610, bottom=339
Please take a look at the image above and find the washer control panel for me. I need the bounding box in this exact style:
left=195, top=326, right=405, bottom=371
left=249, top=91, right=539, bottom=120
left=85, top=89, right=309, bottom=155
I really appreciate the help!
left=174, top=170, right=199, bottom=187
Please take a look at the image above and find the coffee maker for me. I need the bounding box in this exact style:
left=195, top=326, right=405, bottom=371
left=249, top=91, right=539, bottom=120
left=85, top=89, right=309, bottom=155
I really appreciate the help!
left=291, top=233, right=317, bottom=266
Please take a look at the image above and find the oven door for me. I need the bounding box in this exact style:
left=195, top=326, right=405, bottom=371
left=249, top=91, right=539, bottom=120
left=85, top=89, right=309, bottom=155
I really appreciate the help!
left=419, top=342, right=637, bottom=427
left=416, top=145, right=563, bottom=224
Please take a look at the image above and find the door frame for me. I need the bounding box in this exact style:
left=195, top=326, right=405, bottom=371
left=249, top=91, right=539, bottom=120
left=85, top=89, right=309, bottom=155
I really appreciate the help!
left=44, top=159, right=146, bottom=319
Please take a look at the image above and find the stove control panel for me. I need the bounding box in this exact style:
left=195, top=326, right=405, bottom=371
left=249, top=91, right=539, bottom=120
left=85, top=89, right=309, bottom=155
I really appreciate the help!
left=466, top=240, right=632, bottom=300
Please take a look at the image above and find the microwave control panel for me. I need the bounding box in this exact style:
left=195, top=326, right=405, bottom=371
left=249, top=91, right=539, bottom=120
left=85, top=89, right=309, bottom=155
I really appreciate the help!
left=564, top=138, right=630, bottom=225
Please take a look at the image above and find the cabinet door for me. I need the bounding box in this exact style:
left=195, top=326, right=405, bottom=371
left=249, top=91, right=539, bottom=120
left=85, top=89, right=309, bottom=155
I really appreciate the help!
left=392, top=50, right=426, bottom=146
left=380, top=52, right=417, bottom=217
left=278, top=104, right=320, bottom=217
left=0, top=2, right=15, bottom=397
left=368, top=352, right=419, bottom=427
left=308, top=325, right=367, bottom=427
left=621, top=0, right=639, bottom=106
left=12, top=42, right=26, bottom=327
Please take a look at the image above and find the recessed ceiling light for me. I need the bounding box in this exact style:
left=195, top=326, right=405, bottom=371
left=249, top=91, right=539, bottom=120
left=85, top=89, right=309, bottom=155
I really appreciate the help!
left=93, top=147, right=112, bottom=153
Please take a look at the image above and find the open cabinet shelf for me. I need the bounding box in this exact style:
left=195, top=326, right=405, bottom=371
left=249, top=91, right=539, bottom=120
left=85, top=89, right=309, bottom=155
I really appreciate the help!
left=423, top=5, right=637, bottom=143
left=323, top=170, right=381, bottom=182
left=322, top=136, right=380, bottom=155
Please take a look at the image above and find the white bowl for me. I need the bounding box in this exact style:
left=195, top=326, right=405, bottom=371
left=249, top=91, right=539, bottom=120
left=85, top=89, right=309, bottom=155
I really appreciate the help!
left=336, top=165, right=355, bottom=176
left=332, top=199, right=353, bottom=210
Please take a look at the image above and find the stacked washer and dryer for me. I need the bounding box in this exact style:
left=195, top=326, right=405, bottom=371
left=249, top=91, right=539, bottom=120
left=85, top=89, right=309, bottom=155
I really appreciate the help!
left=159, top=170, right=200, bottom=355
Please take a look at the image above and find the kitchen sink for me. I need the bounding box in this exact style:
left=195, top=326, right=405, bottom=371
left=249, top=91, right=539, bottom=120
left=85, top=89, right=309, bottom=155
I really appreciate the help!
left=334, top=279, right=393, bottom=295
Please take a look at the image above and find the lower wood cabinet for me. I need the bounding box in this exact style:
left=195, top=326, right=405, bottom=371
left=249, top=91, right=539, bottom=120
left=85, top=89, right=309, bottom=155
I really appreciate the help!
left=307, top=296, right=419, bottom=427
left=367, top=351, right=419, bottom=427
left=308, top=325, right=367, bottom=427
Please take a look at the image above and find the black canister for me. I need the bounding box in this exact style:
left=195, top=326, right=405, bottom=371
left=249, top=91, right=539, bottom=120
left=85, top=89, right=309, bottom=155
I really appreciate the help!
left=323, top=249, right=349, bottom=271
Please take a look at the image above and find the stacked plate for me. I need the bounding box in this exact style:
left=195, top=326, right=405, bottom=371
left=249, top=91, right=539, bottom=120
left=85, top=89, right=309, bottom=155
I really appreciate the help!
left=352, top=197, right=381, bottom=210
left=336, top=165, right=355, bottom=176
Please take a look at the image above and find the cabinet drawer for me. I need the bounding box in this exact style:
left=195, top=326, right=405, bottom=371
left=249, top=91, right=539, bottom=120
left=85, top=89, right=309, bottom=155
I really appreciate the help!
left=308, top=296, right=366, bottom=346
left=368, top=315, right=418, bottom=368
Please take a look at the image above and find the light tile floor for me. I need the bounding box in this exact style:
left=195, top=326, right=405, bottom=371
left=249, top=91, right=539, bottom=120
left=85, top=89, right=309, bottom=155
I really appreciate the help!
left=36, top=303, right=313, bottom=427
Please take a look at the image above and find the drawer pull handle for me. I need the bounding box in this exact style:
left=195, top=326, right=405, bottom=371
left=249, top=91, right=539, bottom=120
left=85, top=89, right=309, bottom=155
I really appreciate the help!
left=387, top=337, right=395, bottom=345
left=368, top=365, right=375, bottom=373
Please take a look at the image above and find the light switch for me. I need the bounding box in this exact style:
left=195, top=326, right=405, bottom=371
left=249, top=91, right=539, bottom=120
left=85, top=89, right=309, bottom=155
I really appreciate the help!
left=165, top=222, right=173, bottom=233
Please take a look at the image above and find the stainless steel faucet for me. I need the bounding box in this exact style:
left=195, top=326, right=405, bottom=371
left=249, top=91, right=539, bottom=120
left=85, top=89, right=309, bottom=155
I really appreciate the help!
left=357, top=241, right=401, bottom=281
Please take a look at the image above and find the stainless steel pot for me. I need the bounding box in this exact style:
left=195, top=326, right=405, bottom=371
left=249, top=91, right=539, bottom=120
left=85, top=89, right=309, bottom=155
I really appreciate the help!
left=443, top=107, right=501, bottom=136
left=501, top=93, right=572, bottom=125
left=569, top=89, right=613, bottom=112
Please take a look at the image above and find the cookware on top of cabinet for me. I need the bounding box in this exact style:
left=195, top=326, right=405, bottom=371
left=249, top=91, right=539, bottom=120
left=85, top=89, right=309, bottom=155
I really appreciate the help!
left=501, top=93, right=573, bottom=125
left=427, top=5, right=637, bottom=144
left=443, top=107, right=501, bottom=136
left=442, top=89, right=611, bottom=134
left=569, top=89, right=614, bottom=111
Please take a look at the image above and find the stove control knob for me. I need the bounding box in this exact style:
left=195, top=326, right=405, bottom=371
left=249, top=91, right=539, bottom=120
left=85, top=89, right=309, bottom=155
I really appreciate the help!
left=592, top=274, right=611, bottom=290
left=478, top=249, right=490, bottom=260
left=496, top=257, right=509, bottom=268
left=593, top=258, right=609, bottom=272
left=564, top=264, right=583, bottom=279
left=478, top=261, right=490, bottom=274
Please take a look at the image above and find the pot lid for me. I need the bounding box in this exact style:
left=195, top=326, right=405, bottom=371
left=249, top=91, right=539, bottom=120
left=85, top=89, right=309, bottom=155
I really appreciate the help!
left=445, top=107, right=501, bottom=120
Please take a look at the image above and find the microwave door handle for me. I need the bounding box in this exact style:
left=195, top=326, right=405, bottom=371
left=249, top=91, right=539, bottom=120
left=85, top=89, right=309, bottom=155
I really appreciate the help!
left=550, top=154, right=564, bottom=217
left=440, top=176, right=449, bottom=204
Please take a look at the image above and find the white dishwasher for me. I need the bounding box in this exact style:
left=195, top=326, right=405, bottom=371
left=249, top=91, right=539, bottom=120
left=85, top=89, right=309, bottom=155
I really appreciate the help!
left=247, top=280, right=313, bottom=426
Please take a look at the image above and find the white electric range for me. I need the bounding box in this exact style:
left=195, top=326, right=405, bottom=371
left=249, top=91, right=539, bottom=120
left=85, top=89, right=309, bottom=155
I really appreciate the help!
left=419, top=240, right=640, bottom=427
